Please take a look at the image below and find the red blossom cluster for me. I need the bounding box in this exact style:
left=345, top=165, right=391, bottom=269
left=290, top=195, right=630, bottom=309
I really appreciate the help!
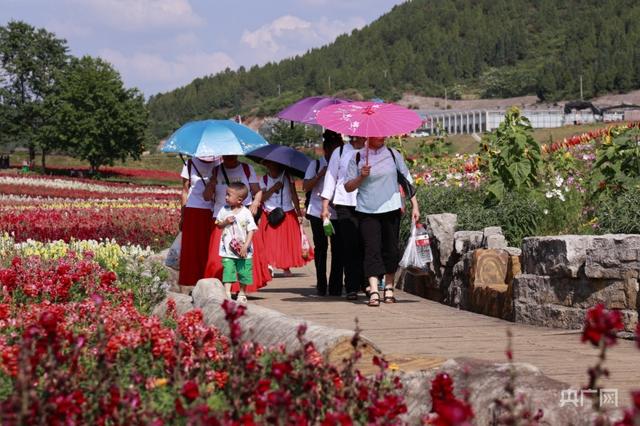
left=541, top=122, right=640, bottom=154
left=423, top=373, right=474, bottom=426
left=581, top=303, right=624, bottom=348
left=615, top=391, right=640, bottom=426
left=0, top=206, right=179, bottom=249
left=46, top=165, right=181, bottom=181
left=0, top=252, right=408, bottom=425
left=0, top=254, right=118, bottom=303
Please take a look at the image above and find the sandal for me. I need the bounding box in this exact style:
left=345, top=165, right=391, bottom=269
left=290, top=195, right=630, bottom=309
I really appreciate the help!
left=367, top=291, right=380, bottom=307
left=383, top=286, right=397, bottom=304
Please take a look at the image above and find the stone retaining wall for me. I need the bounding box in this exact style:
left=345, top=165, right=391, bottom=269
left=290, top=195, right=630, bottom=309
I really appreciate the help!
left=514, top=235, right=639, bottom=331
left=398, top=214, right=640, bottom=331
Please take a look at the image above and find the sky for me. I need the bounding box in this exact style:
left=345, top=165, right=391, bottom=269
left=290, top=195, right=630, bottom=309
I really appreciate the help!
left=1, top=0, right=405, bottom=97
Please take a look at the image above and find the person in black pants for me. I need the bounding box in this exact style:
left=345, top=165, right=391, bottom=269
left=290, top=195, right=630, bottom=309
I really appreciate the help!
left=304, top=132, right=344, bottom=296
left=320, top=135, right=366, bottom=300
left=344, top=137, right=420, bottom=307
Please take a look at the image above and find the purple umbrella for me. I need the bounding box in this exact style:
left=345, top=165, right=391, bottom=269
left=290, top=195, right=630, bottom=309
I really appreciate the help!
left=277, top=96, right=351, bottom=125
left=245, top=144, right=312, bottom=178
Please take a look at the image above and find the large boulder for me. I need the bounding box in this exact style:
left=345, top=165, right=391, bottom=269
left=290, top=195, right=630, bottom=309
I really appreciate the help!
left=585, top=234, right=640, bottom=279
left=427, top=213, right=457, bottom=268
left=454, top=230, right=483, bottom=254
left=400, top=358, right=591, bottom=425
left=521, top=235, right=596, bottom=278
left=483, top=226, right=508, bottom=249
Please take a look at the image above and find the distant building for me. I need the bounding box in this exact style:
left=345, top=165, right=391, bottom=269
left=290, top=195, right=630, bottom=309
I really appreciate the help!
left=416, top=107, right=633, bottom=135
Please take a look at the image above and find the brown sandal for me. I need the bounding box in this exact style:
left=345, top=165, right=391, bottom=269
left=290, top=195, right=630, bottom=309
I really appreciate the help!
left=383, top=286, right=397, bottom=303
left=367, top=291, right=380, bottom=307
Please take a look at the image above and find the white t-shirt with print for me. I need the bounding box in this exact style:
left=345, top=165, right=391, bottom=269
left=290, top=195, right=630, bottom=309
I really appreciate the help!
left=215, top=205, right=258, bottom=259
left=304, top=157, right=335, bottom=219
left=212, top=163, right=259, bottom=216
left=180, top=158, right=218, bottom=210
left=261, top=173, right=295, bottom=212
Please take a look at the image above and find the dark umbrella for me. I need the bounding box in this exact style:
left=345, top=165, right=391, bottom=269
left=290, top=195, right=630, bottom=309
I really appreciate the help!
left=246, top=144, right=312, bottom=178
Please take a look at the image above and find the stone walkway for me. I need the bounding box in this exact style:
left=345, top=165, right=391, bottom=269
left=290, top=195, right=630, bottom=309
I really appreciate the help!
left=251, top=263, right=639, bottom=407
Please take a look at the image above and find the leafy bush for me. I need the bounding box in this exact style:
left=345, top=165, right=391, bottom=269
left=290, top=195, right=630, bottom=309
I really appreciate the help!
left=592, top=126, right=640, bottom=194
left=403, top=185, right=546, bottom=247
left=594, top=189, right=640, bottom=234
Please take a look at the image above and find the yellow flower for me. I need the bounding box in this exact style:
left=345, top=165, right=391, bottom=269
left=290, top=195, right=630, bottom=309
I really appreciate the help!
left=154, top=378, right=169, bottom=387
left=388, top=363, right=400, bottom=371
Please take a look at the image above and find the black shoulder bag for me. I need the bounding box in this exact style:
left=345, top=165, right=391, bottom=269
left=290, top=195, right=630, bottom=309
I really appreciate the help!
left=266, top=174, right=286, bottom=226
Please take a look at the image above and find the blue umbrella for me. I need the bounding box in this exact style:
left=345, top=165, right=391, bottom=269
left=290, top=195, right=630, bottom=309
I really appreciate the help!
left=246, top=144, right=312, bottom=178
left=161, top=119, right=269, bottom=157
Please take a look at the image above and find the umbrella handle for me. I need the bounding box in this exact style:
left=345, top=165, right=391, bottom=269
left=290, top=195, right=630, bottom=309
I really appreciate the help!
left=365, top=138, right=369, bottom=166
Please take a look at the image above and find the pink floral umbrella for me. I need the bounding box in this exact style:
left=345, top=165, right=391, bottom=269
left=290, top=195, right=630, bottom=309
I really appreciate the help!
left=316, top=101, right=422, bottom=138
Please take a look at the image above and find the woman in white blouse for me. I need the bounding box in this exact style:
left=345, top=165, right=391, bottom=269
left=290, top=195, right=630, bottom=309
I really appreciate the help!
left=260, top=160, right=312, bottom=276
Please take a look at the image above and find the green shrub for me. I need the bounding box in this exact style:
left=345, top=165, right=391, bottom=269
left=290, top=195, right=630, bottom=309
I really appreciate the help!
left=402, top=185, right=547, bottom=248
left=594, top=189, right=640, bottom=234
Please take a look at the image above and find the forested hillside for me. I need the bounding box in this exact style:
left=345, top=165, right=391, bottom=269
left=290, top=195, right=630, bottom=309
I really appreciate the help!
left=147, top=0, right=640, bottom=139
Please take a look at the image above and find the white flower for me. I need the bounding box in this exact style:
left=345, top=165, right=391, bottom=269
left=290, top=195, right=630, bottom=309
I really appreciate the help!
left=545, top=191, right=553, bottom=198
left=554, top=176, right=564, bottom=188
left=543, top=209, right=549, bottom=215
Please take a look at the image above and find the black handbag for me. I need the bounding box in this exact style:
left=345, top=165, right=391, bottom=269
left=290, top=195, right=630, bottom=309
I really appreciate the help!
left=266, top=175, right=286, bottom=226
left=388, top=148, right=417, bottom=199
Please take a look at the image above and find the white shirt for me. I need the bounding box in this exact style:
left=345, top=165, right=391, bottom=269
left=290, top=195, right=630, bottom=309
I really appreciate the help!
left=212, top=163, right=259, bottom=216
left=346, top=146, right=412, bottom=214
left=180, top=158, right=217, bottom=210
left=216, top=205, right=258, bottom=259
left=304, top=157, right=336, bottom=219
left=261, top=173, right=295, bottom=212
left=321, top=143, right=358, bottom=207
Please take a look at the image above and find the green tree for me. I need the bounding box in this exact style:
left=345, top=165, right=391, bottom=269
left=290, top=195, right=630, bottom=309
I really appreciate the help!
left=0, top=20, right=68, bottom=166
left=268, top=121, right=319, bottom=147
left=50, top=56, right=148, bottom=173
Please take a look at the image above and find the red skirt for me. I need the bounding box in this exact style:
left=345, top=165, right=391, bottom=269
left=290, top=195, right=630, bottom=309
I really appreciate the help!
left=179, top=207, right=213, bottom=286
left=260, top=210, right=314, bottom=269
left=204, top=221, right=272, bottom=293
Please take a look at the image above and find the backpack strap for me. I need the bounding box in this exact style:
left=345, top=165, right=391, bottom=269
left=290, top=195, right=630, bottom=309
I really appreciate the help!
left=187, top=159, right=206, bottom=185
left=315, top=159, right=320, bottom=174
left=220, top=163, right=252, bottom=185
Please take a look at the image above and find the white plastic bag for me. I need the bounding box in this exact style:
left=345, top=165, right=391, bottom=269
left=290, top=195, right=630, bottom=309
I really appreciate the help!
left=399, top=225, right=429, bottom=271
left=164, top=232, right=182, bottom=270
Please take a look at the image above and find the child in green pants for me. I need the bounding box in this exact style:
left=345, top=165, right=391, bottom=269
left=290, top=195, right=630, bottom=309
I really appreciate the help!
left=215, top=182, right=257, bottom=304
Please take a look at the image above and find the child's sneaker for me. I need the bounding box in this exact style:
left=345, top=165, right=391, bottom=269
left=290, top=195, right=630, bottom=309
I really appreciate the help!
left=237, top=294, right=248, bottom=305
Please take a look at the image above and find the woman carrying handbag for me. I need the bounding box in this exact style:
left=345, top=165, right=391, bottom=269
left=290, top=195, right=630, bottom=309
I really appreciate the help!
left=259, top=160, right=313, bottom=276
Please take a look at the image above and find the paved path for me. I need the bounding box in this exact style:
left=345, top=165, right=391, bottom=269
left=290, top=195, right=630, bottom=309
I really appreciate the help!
left=251, top=263, right=640, bottom=406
